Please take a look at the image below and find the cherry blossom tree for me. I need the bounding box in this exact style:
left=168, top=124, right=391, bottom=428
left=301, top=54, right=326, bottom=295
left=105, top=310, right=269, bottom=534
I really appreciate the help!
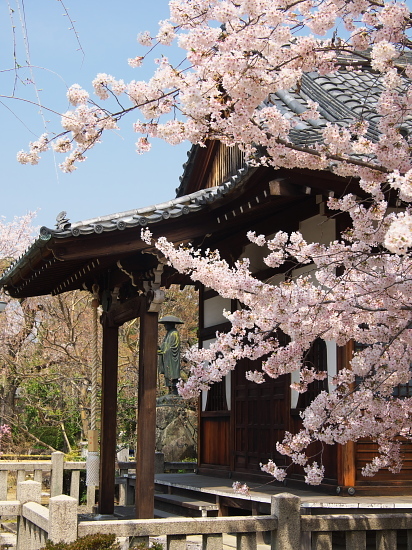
left=0, top=216, right=87, bottom=452
left=0, top=213, right=36, bottom=268
left=14, top=0, right=412, bottom=483
left=0, top=214, right=36, bottom=450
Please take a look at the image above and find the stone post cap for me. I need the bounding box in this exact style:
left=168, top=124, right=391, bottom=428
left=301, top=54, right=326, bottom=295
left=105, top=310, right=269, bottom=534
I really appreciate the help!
left=49, top=494, right=77, bottom=503
left=17, top=480, right=42, bottom=504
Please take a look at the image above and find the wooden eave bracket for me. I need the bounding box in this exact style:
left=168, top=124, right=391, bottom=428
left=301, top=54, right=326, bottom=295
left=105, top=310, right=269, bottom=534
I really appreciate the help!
left=100, top=261, right=166, bottom=324
left=143, top=262, right=166, bottom=313
left=269, top=178, right=310, bottom=197
left=146, top=288, right=165, bottom=313
left=269, top=178, right=335, bottom=200
left=101, top=294, right=145, bottom=327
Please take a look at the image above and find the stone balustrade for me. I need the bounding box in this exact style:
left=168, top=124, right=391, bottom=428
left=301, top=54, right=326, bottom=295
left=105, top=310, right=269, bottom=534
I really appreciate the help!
left=0, top=451, right=94, bottom=510
left=1, top=482, right=412, bottom=549
left=0, top=452, right=194, bottom=510
left=1, top=458, right=412, bottom=548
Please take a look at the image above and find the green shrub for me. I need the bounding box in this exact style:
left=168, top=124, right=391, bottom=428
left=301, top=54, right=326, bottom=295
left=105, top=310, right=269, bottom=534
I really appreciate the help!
left=40, top=535, right=164, bottom=550
left=40, top=533, right=120, bottom=550
left=130, top=543, right=163, bottom=550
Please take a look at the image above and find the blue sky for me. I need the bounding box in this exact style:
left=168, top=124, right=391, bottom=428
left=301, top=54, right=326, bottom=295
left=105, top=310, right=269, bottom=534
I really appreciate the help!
left=0, top=1, right=189, bottom=229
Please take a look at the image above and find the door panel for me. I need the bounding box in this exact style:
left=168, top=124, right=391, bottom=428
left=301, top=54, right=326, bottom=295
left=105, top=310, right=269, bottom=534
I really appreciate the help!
left=200, top=416, right=230, bottom=466
left=233, top=358, right=290, bottom=473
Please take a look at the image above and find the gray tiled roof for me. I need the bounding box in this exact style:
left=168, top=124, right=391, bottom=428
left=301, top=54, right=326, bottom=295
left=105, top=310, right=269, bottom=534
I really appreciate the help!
left=39, top=172, right=248, bottom=240
left=31, top=60, right=412, bottom=242
left=269, top=64, right=411, bottom=146
left=0, top=168, right=251, bottom=287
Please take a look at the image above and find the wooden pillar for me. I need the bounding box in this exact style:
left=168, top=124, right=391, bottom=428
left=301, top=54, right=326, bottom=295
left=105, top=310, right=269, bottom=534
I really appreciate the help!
left=337, top=341, right=356, bottom=489
left=135, top=303, right=159, bottom=519
left=98, top=321, right=119, bottom=515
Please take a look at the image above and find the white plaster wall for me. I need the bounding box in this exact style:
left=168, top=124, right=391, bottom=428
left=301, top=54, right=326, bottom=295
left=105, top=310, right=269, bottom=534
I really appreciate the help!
left=326, top=340, right=337, bottom=391
left=290, top=340, right=337, bottom=407
left=299, top=213, right=336, bottom=245
left=291, top=369, right=300, bottom=408
left=200, top=337, right=231, bottom=411
left=201, top=214, right=337, bottom=411
left=291, top=214, right=336, bottom=282
left=203, top=295, right=231, bottom=328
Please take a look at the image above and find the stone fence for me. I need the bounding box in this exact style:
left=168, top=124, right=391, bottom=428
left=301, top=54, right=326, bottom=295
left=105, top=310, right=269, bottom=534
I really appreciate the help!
left=0, top=452, right=94, bottom=510
left=2, top=455, right=412, bottom=548
left=4, top=482, right=412, bottom=549
left=0, top=452, right=196, bottom=510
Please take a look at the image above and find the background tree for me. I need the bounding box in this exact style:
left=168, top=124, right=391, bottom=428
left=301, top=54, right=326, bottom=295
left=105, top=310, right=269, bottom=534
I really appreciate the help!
left=0, top=216, right=97, bottom=452
left=0, top=216, right=199, bottom=455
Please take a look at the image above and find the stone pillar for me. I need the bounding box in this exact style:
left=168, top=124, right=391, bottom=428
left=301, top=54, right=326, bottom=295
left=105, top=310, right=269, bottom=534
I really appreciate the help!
left=17, top=470, right=25, bottom=486
left=0, top=470, right=8, bottom=501
left=236, top=532, right=257, bottom=550
left=34, top=470, right=43, bottom=486
left=271, top=493, right=301, bottom=550
left=17, top=480, right=41, bottom=504
left=16, top=481, right=41, bottom=550
left=70, top=470, right=80, bottom=502
left=51, top=451, right=65, bottom=497
left=86, top=485, right=96, bottom=512
left=154, top=452, right=165, bottom=474
left=202, top=533, right=223, bottom=550
left=48, top=494, right=78, bottom=544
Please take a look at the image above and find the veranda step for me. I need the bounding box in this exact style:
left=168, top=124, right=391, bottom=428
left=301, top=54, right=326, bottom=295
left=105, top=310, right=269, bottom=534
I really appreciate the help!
left=154, top=493, right=219, bottom=517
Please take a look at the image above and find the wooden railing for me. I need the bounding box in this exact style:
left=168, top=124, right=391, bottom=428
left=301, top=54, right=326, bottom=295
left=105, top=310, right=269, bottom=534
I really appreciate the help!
left=164, top=461, right=196, bottom=473
left=117, top=458, right=196, bottom=506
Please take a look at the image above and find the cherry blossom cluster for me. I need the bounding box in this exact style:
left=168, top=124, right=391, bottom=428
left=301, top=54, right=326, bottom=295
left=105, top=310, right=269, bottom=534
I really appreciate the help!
left=231, top=481, right=250, bottom=496
left=0, top=212, right=36, bottom=260
left=17, top=134, right=48, bottom=166
left=0, top=213, right=38, bottom=347
left=0, top=424, right=11, bottom=454
left=148, top=185, right=412, bottom=484
left=16, top=1, right=411, bottom=190
left=16, top=0, right=412, bottom=485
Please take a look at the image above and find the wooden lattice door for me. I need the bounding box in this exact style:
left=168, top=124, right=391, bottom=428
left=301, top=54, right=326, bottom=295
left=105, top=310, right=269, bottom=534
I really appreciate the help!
left=233, top=358, right=290, bottom=473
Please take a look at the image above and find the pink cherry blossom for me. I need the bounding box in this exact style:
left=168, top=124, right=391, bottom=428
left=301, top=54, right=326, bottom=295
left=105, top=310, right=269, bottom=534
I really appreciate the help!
left=16, top=0, right=412, bottom=485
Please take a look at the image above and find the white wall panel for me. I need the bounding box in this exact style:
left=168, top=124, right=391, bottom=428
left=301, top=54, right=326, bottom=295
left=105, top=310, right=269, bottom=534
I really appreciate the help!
left=299, top=213, right=336, bottom=245
left=203, top=295, right=231, bottom=328
left=200, top=337, right=231, bottom=410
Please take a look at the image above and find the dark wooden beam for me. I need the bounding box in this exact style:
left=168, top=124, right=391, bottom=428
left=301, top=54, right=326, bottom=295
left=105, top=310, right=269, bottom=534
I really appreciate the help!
left=135, top=301, right=159, bottom=519
left=51, top=217, right=222, bottom=262
left=98, top=320, right=119, bottom=515
left=105, top=295, right=145, bottom=327
left=269, top=178, right=308, bottom=197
